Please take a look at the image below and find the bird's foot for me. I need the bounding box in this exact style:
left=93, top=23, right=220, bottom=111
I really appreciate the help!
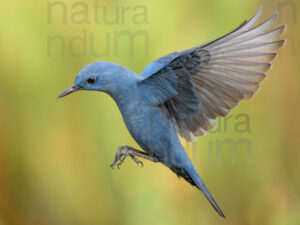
left=110, top=145, right=158, bottom=169
left=110, top=145, right=143, bottom=169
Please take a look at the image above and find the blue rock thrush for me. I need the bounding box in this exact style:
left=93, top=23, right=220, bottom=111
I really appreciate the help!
left=58, top=8, right=286, bottom=218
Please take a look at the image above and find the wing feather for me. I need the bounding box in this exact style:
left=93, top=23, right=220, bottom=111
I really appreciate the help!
left=139, top=8, right=286, bottom=141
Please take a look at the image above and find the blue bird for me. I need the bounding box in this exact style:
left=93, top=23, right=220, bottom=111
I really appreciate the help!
left=58, top=8, right=286, bottom=218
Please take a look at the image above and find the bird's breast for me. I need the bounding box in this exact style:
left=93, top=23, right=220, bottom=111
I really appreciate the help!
left=119, top=101, right=177, bottom=159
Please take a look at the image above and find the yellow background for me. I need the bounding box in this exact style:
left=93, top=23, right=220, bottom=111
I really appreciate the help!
left=0, top=0, right=299, bottom=225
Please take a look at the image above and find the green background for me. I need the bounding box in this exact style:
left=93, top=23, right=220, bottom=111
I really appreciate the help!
left=0, top=0, right=299, bottom=225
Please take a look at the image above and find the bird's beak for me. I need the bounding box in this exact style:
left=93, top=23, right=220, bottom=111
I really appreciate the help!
left=57, top=85, right=82, bottom=99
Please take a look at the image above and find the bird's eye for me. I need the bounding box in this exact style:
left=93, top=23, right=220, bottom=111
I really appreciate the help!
left=87, top=78, right=95, bottom=84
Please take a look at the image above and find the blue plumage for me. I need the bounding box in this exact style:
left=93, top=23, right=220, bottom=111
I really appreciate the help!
left=58, top=8, right=286, bottom=219
left=58, top=61, right=225, bottom=217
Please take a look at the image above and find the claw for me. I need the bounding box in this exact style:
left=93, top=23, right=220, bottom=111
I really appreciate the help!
left=110, top=146, right=145, bottom=169
left=110, top=160, right=117, bottom=169
left=130, top=155, right=143, bottom=167
left=138, top=161, right=143, bottom=167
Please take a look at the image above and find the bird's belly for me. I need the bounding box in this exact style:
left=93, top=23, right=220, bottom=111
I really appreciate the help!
left=121, top=105, right=177, bottom=160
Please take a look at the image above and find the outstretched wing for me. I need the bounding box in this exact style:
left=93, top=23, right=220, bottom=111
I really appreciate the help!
left=138, top=8, right=286, bottom=141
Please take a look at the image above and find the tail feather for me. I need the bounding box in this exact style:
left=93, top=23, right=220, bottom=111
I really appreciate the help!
left=193, top=176, right=226, bottom=219
left=178, top=163, right=225, bottom=218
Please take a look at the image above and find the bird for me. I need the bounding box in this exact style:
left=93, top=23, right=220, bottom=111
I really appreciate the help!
left=58, top=8, right=286, bottom=218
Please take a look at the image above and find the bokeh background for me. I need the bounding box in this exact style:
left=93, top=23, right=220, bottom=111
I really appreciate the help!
left=1, top=0, right=299, bottom=224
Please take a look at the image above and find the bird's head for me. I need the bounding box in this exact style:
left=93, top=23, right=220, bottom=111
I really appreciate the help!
left=58, top=61, right=125, bottom=98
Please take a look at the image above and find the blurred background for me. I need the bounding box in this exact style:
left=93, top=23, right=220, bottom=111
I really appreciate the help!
left=0, top=0, right=299, bottom=224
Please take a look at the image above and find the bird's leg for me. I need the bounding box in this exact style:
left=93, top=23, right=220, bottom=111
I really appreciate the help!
left=110, top=145, right=159, bottom=169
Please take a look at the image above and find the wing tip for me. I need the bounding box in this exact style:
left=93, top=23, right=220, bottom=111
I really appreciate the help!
left=279, top=39, right=287, bottom=48
left=270, top=53, right=278, bottom=61
left=276, top=25, right=287, bottom=37
left=257, top=7, right=263, bottom=16
left=282, top=24, right=288, bottom=34
left=248, top=7, right=263, bottom=26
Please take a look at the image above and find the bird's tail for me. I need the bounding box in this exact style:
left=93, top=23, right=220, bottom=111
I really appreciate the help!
left=176, top=161, right=225, bottom=218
